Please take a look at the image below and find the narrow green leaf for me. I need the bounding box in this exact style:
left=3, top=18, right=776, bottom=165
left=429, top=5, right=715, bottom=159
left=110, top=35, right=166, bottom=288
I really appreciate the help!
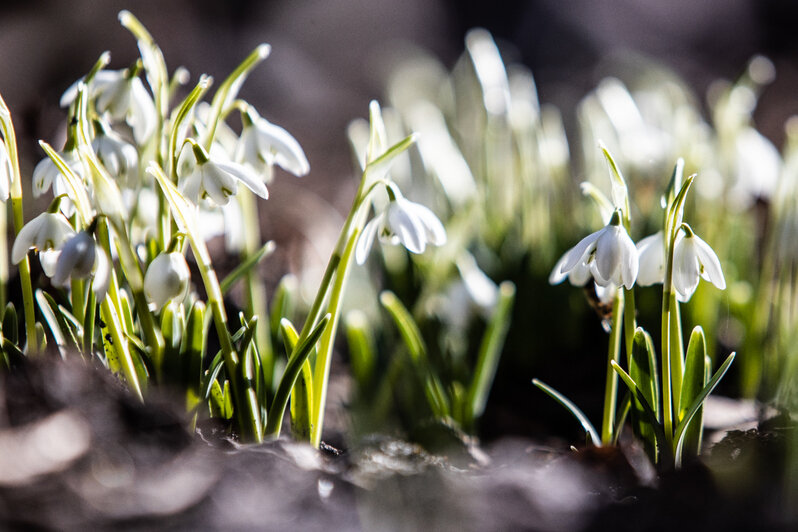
left=629, top=327, right=659, bottom=462
left=282, top=318, right=313, bottom=441
left=35, top=290, right=71, bottom=358
left=265, top=314, right=331, bottom=437
left=611, top=360, right=672, bottom=465
left=201, top=350, right=226, bottom=402
left=2, top=302, right=17, bottom=345
left=678, top=326, right=707, bottom=460
left=380, top=290, right=450, bottom=418
left=183, top=301, right=206, bottom=406
left=220, top=241, right=276, bottom=295
left=533, top=378, right=601, bottom=446
left=270, top=274, right=297, bottom=341
left=675, top=352, right=736, bottom=465
left=345, top=310, right=376, bottom=389
left=466, top=281, right=515, bottom=426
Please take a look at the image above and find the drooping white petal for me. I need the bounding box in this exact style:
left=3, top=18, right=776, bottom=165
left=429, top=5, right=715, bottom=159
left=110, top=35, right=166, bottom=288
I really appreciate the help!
left=693, top=234, right=726, bottom=290
left=53, top=232, right=96, bottom=286
left=636, top=232, right=665, bottom=286
left=128, top=79, right=157, bottom=143
left=386, top=199, right=427, bottom=254
left=256, top=118, right=310, bottom=177
left=672, top=238, right=701, bottom=301
left=456, top=253, right=498, bottom=311
left=92, top=249, right=111, bottom=302
left=11, top=212, right=75, bottom=264
left=144, top=252, right=190, bottom=311
left=560, top=230, right=601, bottom=274
left=355, top=213, right=383, bottom=265
left=39, top=249, right=61, bottom=277
left=201, top=163, right=238, bottom=206
left=216, top=161, right=268, bottom=200
left=404, top=200, right=447, bottom=246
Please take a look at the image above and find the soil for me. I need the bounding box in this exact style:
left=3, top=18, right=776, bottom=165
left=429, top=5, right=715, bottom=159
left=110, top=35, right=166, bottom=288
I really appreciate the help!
left=1, top=357, right=796, bottom=531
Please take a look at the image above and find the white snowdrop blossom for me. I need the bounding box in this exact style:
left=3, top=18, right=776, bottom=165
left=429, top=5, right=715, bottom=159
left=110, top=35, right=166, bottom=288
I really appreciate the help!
left=549, top=249, right=592, bottom=286
left=92, top=121, right=139, bottom=187
left=635, top=231, right=666, bottom=287
left=0, top=137, right=12, bottom=201
left=144, top=252, right=191, bottom=311
left=178, top=144, right=268, bottom=206
left=355, top=185, right=446, bottom=265
left=61, top=69, right=156, bottom=144
left=236, top=106, right=310, bottom=181
left=51, top=231, right=111, bottom=302
left=31, top=148, right=82, bottom=199
left=558, top=211, right=638, bottom=290
left=11, top=211, right=75, bottom=266
left=672, top=228, right=726, bottom=302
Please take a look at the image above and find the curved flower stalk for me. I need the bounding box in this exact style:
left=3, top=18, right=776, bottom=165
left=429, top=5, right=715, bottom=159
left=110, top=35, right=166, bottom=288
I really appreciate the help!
left=236, top=104, right=310, bottom=180
left=355, top=184, right=447, bottom=265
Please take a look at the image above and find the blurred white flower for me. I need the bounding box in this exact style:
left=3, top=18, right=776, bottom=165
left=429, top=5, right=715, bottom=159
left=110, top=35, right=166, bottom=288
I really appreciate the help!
left=731, top=127, right=782, bottom=207
left=0, top=137, right=12, bottom=201
left=92, top=120, right=139, bottom=187
left=672, top=227, right=726, bottom=302
left=61, top=68, right=156, bottom=144
left=355, top=185, right=446, bottom=265
left=635, top=231, right=666, bottom=287
left=236, top=105, right=309, bottom=181
left=558, top=211, right=638, bottom=290
left=11, top=211, right=75, bottom=266
left=51, top=231, right=110, bottom=301
left=178, top=144, right=268, bottom=206
left=31, top=148, right=81, bottom=199
left=144, top=252, right=190, bottom=311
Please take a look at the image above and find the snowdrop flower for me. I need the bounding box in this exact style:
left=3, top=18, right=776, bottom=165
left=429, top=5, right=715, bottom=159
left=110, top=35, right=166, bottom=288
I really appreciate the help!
left=672, top=225, right=726, bottom=302
left=178, top=141, right=268, bottom=206
left=11, top=209, right=76, bottom=274
left=0, top=137, right=12, bottom=201
left=144, top=252, right=191, bottom=311
left=549, top=249, right=592, bottom=286
left=635, top=231, right=666, bottom=286
left=51, top=230, right=111, bottom=302
left=355, top=184, right=446, bottom=265
left=92, top=119, right=139, bottom=187
left=61, top=66, right=156, bottom=144
left=31, top=146, right=82, bottom=199
left=557, top=210, right=638, bottom=290
left=236, top=105, right=310, bottom=181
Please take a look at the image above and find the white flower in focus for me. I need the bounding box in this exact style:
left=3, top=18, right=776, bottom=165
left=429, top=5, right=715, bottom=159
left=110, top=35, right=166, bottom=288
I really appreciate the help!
left=61, top=69, right=156, bottom=144
left=236, top=106, right=310, bottom=181
left=355, top=185, right=446, bottom=265
left=11, top=211, right=75, bottom=266
left=92, top=120, right=139, bottom=187
left=558, top=211, right=638, bottom=289
left=672, top=227, right=726, bottom=302
left=51, top=231, right=110, bottom=301
left=0, top=137, right=12, bottom=201
left=636, top=231, right=666, bottom=286
left=178, top=144, right=268, bottom=206
left=549, top=249, right=592, bottom=286
left=144, top=252, right=191, bottom=311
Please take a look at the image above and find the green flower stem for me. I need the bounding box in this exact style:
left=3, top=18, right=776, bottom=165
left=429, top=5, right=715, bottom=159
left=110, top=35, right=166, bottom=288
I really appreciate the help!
left=601, top=289, right=624, bottom=445
left=100, top=295, right=143, bottom=400
left=669, top=293, right=685, bottom=410
left=201, top=44, right=271, bottom=152
left=623, top=287, right=637, bottom=367
left=238, top=189, right=275, bottom=391
left=310, top=228, right=359, bottom=447
left=150, top=163, right=260, bottom=441
left=0, top=93, right=37, bottom=353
